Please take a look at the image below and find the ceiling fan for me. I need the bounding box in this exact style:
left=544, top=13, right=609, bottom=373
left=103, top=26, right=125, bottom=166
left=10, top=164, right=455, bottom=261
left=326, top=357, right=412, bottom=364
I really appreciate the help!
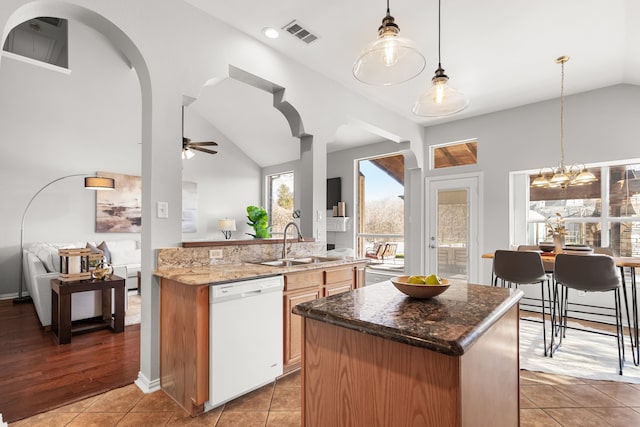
left=182, top=105, right=218, bottom=159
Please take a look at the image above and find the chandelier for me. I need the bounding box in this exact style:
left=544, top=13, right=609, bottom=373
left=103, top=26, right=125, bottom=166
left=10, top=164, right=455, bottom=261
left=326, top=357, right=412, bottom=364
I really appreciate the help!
left=531, top=56, right=597, bottom=189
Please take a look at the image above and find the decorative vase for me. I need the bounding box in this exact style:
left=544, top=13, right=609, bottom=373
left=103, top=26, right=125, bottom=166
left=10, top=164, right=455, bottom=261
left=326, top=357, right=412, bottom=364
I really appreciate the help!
left=553, top=234, right=565, bottom=254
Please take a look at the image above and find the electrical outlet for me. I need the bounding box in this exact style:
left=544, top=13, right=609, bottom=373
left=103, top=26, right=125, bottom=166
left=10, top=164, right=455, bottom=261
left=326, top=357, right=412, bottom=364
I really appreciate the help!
left=209, top=249, right=223, bottom=259
left=577, top=290, right=586, bottom=297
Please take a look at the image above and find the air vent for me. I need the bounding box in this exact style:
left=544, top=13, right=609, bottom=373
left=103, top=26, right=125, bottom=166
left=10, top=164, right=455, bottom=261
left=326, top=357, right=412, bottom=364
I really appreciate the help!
left=282, top=20, right=319, bottom=44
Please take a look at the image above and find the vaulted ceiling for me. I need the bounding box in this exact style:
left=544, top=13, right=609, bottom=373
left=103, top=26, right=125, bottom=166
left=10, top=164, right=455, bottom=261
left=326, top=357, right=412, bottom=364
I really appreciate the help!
left=184, top=0, right=640, bottom=165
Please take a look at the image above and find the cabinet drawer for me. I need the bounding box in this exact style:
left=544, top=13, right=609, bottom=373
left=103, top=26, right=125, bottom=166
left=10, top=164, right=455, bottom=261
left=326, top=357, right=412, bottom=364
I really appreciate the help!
left=324, top=281, right=352, bottom=297
left=324, top=267, right=354, bottom=285
left=284, top=270, right=324, bottom=292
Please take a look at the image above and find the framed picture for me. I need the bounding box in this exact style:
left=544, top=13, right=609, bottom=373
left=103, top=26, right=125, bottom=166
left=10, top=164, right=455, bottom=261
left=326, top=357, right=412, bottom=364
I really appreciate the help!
left=96, top=171, right=141, bottom=233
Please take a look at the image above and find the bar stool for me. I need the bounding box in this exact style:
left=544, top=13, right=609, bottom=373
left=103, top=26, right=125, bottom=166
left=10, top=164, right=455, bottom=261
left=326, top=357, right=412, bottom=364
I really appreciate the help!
left=551, top=253, right=625, bottom=374
left=493, top=250, right=553, bottom=356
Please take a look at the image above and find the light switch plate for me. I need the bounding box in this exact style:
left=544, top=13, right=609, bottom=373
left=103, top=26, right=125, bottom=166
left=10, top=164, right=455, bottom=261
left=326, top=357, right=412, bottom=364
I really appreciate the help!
left=157, top=201, right=169, bottom=218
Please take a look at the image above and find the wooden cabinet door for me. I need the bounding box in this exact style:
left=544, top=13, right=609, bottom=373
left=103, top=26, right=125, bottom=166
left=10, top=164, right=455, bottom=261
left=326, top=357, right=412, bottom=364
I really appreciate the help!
left=355, top=263, right=367, bottom=288
left=284, top=288, right=320, bottom=371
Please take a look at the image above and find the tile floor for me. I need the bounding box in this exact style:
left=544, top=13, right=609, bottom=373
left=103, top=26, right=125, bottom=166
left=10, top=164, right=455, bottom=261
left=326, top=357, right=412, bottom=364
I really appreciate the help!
left=12, top=367, right=640, bottom=426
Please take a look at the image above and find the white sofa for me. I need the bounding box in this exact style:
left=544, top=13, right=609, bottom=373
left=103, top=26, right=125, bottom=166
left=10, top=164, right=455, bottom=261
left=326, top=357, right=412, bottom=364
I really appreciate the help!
left=23, top=240, right=139, bottom=327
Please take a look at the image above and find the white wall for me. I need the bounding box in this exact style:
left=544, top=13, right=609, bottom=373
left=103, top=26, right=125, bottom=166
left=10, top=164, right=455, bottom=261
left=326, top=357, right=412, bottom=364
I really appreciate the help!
left=423, top=84, right=640, bottom=284
left=0, top=20, right=141, bottom=296
left=181, top=110, right=261, bottom=241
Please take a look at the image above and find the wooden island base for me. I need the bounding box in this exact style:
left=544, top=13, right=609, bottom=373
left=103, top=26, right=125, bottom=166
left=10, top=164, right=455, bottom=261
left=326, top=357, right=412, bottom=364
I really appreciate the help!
left=301, top=305, right=519, bottom=426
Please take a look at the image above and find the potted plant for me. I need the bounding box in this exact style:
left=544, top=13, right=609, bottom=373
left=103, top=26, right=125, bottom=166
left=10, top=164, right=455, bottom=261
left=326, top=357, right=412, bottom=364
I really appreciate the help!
left=246, top=205, right=271, bottom=238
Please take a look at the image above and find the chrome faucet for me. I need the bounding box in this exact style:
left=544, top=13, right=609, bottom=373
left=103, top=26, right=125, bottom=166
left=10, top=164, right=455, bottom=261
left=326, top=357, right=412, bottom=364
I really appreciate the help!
left=282, top=221, right=304, bottom=259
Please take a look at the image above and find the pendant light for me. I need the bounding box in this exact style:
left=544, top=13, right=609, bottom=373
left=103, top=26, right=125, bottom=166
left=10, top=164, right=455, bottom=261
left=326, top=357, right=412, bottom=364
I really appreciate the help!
left=530, top=56, right=597, bottom=189
left=353, top=0, right=425, bottom=86
left=412, top=0, right=468, bottom=117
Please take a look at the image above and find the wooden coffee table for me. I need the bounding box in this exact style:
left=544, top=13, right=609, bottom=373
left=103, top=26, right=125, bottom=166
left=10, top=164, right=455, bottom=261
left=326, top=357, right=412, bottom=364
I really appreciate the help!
left=51, top=275, right=125, bottom=344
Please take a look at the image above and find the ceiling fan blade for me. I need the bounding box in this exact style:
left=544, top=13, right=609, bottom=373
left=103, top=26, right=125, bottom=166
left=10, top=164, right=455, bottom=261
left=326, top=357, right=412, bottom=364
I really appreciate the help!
left=188, top=141, right=219, bottom=147
left=192, top=146, right=218, bottom=155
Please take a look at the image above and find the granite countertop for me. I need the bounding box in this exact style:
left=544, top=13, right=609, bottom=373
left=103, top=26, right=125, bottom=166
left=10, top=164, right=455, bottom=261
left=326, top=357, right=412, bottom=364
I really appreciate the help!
left=153, top=258, right=367, bottom=285
left=292, top=281, right=523, bottom=356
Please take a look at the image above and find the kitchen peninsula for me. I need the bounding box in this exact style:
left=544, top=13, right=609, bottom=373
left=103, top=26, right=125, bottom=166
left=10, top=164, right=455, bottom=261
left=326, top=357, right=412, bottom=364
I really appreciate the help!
left=154, top=238, right=367, bottom=416
left=293, top=281, right=524, bottom=426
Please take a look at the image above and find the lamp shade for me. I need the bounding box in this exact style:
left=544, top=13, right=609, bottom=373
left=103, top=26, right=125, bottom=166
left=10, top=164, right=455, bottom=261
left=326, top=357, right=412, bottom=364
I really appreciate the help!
left=217, top=219, right=236, bottom=231
left=84, top=176, right=115, bottom=190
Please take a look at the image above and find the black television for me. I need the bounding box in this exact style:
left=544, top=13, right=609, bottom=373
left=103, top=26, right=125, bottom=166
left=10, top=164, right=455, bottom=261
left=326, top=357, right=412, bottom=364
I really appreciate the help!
left=326, top=177, right=341, bottom=210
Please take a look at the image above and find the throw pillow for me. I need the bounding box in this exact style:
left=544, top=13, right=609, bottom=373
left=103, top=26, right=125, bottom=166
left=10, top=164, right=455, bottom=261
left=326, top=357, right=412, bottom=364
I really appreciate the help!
left=34, top=245, right=57, bottom=272
left=97, top=241, right=111, bottom=263
left=86, top=242, right=101, bottom=253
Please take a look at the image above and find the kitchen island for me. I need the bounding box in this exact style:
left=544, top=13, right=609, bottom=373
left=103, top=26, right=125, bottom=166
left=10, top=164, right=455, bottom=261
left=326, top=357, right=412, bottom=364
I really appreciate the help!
left=293, top=281, right=523, bottom=426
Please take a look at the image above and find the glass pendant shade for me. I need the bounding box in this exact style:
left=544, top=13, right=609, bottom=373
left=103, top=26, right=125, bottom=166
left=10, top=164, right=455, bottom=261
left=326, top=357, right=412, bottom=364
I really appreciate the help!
left=353, top=9, right=425, bottom=85
left=550, top=169, right=570, bottom=185
left=574, top=168, right=597, bottom=184
left=412, top=71, right=469, bottom=116
left=531, top=173, right=549, bottom=187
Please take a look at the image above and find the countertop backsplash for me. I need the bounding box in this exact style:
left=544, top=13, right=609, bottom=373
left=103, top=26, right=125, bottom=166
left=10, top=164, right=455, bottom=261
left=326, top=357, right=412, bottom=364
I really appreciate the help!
left=157, top=240, right=326, bottom=270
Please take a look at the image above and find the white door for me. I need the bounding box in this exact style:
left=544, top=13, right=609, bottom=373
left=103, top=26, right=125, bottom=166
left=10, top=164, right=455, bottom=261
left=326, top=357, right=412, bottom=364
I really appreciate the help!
left=426, top=174, right=481, bottom=283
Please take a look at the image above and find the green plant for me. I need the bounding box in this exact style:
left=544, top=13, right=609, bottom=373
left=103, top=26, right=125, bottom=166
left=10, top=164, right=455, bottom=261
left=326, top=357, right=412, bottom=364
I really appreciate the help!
left=246, top=205, right=271, bottom=239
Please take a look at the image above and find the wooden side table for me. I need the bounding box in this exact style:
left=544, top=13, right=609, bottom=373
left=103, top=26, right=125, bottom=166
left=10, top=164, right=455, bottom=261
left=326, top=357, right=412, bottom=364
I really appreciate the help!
left=51, top=275, right=125, bottom=344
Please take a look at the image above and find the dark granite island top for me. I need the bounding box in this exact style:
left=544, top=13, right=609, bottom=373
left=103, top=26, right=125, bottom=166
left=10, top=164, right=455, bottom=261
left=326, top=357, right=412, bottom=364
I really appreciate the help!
left=294, top=280, right=525, bottom=426
left=292, top=280, right=523, bottom=356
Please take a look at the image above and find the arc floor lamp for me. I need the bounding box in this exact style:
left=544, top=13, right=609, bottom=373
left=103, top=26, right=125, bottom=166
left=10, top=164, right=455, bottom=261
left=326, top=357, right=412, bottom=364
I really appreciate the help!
left=14, top=173, right=115, bottom=304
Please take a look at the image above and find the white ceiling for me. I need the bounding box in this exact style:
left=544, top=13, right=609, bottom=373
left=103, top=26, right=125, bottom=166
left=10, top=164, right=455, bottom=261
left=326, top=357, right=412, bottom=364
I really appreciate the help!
left=184, top=0, right=640, bottom=166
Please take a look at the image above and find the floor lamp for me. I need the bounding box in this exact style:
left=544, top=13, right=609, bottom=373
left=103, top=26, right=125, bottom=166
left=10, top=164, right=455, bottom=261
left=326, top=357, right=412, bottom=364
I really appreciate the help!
left=14, top=173, right=115, bottom=304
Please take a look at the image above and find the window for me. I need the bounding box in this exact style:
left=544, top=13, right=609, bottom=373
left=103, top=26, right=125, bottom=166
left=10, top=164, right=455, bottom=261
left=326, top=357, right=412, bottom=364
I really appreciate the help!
left=3, top=17, right=68, bottom=68
left=431, top=139, right=478, bottom=169
left=524, top=162, right=640, bottom=256
left=266, top=172, right=294, bottom=235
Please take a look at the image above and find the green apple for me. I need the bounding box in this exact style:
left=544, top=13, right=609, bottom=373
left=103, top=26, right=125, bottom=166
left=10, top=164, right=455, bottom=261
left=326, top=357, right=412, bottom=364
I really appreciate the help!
left=406, top=275, right=426, bottom=284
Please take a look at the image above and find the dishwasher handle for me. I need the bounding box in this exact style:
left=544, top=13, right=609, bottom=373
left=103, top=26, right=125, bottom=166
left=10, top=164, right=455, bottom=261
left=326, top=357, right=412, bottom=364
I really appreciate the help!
left=210, top=276, right=284, bottom=302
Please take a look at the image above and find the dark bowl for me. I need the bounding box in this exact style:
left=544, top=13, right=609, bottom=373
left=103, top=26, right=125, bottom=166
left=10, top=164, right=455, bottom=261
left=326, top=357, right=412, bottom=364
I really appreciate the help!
left=538, top=242, right=555, bottom=252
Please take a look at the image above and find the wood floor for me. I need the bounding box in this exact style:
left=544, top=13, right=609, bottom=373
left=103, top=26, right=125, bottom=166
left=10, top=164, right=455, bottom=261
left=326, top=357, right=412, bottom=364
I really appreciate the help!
left=0, top=299, right=140, bottom=423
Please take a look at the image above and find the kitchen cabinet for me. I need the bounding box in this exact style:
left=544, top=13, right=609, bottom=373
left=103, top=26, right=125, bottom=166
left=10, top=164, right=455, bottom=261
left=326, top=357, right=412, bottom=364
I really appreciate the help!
left=283, top=262, right=367, bottom=372
left=159, top=278, right=209, bottom=417
left=156, top=259, right=369, bottom=415
left=294, top=282, right=522, bottom=426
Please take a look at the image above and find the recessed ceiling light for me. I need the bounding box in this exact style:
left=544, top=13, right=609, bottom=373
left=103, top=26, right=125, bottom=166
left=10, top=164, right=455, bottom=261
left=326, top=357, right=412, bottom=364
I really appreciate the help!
left=263, top=27, right=279, bottom=39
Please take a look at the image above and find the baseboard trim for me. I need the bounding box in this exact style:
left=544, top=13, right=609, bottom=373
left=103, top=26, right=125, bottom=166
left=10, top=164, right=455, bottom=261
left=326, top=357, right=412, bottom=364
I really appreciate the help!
left=0, top=291, right=27, bottom=301
left=135, top=371, right=161, bottom=394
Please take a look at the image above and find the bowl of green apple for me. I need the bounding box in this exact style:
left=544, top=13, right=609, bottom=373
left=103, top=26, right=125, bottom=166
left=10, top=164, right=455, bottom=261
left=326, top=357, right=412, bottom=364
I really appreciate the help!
left=390, top=275, right=450, bottom=299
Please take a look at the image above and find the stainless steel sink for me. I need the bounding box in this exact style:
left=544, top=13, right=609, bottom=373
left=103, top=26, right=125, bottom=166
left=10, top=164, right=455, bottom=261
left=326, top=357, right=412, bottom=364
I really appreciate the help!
left=290, top=256, right=341, bottom=264
left=258, top=256, right=341, bottom=267
left=259, top=259, right=304, bottom=267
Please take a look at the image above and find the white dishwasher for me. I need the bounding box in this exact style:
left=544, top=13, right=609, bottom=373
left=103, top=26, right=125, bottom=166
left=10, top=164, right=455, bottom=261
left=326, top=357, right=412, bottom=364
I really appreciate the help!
left=205, top=275, right=284, bottom=410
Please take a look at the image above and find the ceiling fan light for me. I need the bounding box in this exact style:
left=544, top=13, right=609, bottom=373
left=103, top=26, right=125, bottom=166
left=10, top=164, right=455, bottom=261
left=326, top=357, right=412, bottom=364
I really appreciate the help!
left=182, top=148, right=195, bottom=160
